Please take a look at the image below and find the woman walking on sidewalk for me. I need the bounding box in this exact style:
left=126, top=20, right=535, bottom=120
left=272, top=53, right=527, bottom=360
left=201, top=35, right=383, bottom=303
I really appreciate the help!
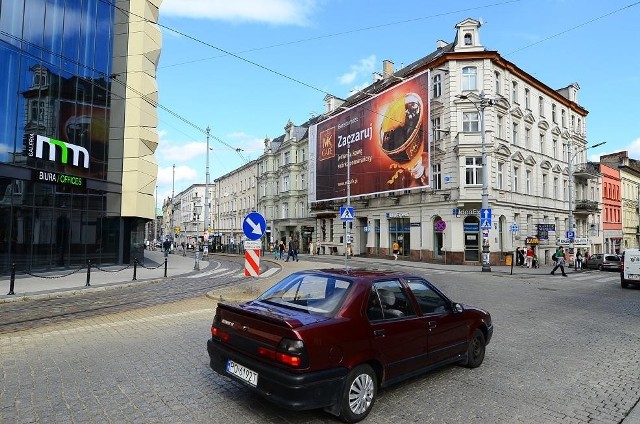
left=550, top=246, right=568, bottom=277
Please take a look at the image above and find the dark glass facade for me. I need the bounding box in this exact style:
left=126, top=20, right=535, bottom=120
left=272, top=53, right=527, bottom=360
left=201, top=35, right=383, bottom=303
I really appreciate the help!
left=0, top=0, right=134, bottom=274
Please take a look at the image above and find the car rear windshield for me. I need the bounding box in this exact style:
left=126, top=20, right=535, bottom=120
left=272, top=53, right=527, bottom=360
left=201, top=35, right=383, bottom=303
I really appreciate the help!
left=257, top=273, right=352, bottom=317
left=605, top=255, right=620, bottom=261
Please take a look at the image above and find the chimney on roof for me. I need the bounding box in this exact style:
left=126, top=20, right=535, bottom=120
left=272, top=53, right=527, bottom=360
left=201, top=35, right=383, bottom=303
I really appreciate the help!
left=436, top=40, right=448, bottom=49
left=382, top=60, right=394, bottom=78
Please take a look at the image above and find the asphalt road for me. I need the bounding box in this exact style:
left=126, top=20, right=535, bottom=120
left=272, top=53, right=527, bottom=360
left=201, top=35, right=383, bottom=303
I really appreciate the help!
left=0, top=258, right=638, bottom=423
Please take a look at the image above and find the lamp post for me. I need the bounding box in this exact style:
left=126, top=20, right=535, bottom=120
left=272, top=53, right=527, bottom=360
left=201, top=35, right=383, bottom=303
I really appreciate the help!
left=170, top=164, right=175, bottom=243
left=457, top=92, right=496, bottom=272
left=568, top=140, right=607, bottom=239
left=344, top=143, right=351, bottom=269
left=204, top=126, right=211, bottom=253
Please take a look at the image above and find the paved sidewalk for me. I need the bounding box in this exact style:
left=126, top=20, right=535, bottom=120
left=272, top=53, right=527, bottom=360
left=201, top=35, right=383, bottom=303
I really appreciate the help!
left=0, top=249, right=208, bottom=302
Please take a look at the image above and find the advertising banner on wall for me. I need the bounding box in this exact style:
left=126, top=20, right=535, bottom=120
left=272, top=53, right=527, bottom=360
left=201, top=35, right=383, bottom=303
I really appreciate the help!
left=309, top=70, right=430, bottom=202
left=58, top=100, right=109, bottom=179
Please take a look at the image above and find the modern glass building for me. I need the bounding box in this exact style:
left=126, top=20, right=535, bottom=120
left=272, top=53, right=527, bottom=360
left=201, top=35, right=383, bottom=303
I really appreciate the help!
left=0, top=0, right=161, bottom=274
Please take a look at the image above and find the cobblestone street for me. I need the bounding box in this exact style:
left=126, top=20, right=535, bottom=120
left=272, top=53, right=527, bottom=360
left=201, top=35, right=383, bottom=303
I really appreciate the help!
left=0, top=267, right=639, bottom=423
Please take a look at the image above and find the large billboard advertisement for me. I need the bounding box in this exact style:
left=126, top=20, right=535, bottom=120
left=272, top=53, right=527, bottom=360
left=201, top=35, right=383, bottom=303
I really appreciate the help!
left=309, top=71, right=430, bottom=202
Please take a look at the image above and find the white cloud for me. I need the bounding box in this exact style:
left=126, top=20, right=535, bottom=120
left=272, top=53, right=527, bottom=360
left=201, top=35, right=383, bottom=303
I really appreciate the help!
left=160, top=0, right=319, bottom=26
left=588, top=137, right=640, bottom=162
left=156, top=165, right=198, bottom=186
left=627, top=137, right=640, bottom=157
left=338, top=55, right=376, bottom=85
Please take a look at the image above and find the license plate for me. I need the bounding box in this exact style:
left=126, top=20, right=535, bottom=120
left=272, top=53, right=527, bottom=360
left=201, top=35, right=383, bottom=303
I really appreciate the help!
left=226, top=360, right=258, bottom=387
left=630, top=274, right=640, bottom=280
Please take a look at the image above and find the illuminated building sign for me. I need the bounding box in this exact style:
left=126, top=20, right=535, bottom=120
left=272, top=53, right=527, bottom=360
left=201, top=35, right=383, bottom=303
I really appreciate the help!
left=27, top=133, right=90, bottom=169
left=32, top=170, right=86, bottom=188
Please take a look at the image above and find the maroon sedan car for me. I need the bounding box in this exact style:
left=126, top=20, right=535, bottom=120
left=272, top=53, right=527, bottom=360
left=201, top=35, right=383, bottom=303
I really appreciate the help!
left=207, top=269, right=493, bottom=422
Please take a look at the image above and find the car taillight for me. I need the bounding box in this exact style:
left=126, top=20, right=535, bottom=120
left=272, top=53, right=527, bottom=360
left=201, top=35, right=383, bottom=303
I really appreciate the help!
left=211, top=315, right=230, bottom=342
left=257, top=338, right=306, bottom=367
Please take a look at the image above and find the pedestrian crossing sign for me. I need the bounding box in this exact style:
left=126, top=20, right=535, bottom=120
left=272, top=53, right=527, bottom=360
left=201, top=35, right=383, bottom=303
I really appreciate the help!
left=340, top=206, right=355, bottom=221
left=480, top=219, right=491, bottom=229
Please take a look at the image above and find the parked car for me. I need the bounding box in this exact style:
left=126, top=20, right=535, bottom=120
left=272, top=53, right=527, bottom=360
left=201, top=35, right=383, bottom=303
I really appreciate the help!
left=584, top=253, right=621, bottom=271
left=207, top=269, right=493, bottom=423
left=620, top=249, right=640, bottom=288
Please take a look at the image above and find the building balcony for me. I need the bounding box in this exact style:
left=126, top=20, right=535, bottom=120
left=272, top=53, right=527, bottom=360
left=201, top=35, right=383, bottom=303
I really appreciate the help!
left=573, top=162, right=599, bottom=180
left=574, top=199, right=599, bottom=215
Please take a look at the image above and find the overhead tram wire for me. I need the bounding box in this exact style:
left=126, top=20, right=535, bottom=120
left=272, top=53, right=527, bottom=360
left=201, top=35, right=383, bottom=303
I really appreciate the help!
left=102, top=0, right=638, bottom=133
left=0, top=31, right=247, bottom=163
left=506, top=1, right=640, bottom=56
left=156, top=0, right=525, bottom=70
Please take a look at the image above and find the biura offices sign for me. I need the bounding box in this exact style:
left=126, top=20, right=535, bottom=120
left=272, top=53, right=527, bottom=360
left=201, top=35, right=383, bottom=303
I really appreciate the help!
left=27, top=133, right=89, bottom=169
left=27, top=133, right=88, bottom=188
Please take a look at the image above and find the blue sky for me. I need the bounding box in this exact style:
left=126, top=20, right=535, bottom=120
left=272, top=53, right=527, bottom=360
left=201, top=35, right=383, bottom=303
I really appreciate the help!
left=155, top=0, right=640, bottom=203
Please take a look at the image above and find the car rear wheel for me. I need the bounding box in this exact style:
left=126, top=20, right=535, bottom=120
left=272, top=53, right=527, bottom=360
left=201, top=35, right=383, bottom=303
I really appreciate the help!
left=339, top=364, right=377, bottom=423
left=621, top=278, right=629, bottom=288
left=460, top=329, right=486, bottom=368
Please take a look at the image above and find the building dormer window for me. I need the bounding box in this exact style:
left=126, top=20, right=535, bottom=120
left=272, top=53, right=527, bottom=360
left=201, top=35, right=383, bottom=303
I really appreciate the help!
left=461, top=66, right=477, bottom=91
left=464, top=33, right=472, bottom=45
left=33, top=70, right=47, bottom=87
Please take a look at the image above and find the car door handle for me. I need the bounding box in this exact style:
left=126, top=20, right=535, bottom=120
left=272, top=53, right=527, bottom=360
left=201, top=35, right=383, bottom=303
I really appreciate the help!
left=374, top=329, right=385, bottom=337
left=428, top=321, right=437, bottom=329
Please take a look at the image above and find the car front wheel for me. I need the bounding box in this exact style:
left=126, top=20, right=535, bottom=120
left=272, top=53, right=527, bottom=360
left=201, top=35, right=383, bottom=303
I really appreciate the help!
left=461, top=329, right=486, bottom=368
left=339, top=364, right=377, bottom=423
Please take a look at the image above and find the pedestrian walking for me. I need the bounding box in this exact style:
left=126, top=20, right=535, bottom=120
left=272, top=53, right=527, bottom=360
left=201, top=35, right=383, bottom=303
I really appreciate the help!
left=274, top=243, right=280, bottom=260
left=550, top=246, right=568, bottom=276
left=392, top=240, right=400, bottom=261
left=575, top=249, right=583, bottom=271
left=525, top=247, right=534, bottom=268
left=279, top=241, right=285, bottom=260
left=285, top=237, right=295, bottom=262
left=162, top=239, right=171, bottom=258
left=515, top=247, right=523, bottom=266
left=292, top=238, right=299, bottom=262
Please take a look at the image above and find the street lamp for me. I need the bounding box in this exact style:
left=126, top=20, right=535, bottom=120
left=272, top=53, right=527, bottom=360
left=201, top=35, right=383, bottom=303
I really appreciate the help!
left=204, top=126, right=211, bottom=254
left=567, top=140, right=606, bottom=237
left=457, top=92, right=496, bottom=272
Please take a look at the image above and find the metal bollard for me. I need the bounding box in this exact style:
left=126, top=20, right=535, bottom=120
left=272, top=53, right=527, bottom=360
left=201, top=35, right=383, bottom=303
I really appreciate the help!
left=86, top=260, right=91, bottom=286
left=7, top=263, right=16, bottom=295
left=133, top=257, right=138, bottom=281
left=164, top=257, right=168, bottom=277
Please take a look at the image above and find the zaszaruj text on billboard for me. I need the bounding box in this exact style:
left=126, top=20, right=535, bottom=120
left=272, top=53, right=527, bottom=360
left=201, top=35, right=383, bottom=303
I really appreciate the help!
left=309, top=71, right=430, bottom=202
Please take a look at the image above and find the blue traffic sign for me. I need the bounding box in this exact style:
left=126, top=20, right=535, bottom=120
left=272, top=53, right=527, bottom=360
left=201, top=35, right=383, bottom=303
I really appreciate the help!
left=510, top=224, right=519, bottom=232
left=243, top=212, right=266, bottom=241
left=566, top=231, right=575, bottom=239
left=340, top=206, right=355, bottom=221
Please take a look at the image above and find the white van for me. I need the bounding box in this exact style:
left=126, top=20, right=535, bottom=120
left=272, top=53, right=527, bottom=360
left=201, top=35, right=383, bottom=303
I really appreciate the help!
left=620, top=249, right=640, bottom=288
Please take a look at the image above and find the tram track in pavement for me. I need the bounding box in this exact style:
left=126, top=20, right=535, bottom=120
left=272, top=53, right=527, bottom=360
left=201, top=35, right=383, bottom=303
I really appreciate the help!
left=0, top=257, right=254, bottom=335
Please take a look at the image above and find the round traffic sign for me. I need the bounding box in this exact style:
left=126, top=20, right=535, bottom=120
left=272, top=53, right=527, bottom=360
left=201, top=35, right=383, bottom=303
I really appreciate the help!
left=434, top=220, right=446, bottom=232
left=242, top=212, right=266, bottom=241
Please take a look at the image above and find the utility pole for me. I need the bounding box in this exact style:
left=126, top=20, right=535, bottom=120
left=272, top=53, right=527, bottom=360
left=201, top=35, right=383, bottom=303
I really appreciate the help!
left=170, top=164, right=175, bottom=243
left=204, top=126, right=211, bottom=251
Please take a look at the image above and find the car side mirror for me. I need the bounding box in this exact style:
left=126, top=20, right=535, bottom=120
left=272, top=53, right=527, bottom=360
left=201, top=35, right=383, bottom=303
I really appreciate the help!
left=453, top=303, right=464, bottom=313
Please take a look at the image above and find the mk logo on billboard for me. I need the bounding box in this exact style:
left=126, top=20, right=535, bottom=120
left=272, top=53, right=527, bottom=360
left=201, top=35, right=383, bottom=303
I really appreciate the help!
left=27, top=134, right=89, bottom=169
left=319, top=127, right=335, bottom=161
